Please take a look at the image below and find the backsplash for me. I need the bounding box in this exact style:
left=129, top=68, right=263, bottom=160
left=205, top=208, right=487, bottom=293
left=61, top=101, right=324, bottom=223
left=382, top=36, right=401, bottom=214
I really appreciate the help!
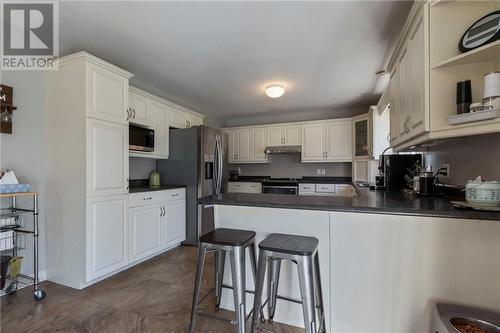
left=425, top=132, right=500, bottom=186
left=129, top=157, right=156, bottom=179
left=229, top=154, right=352, bottom=178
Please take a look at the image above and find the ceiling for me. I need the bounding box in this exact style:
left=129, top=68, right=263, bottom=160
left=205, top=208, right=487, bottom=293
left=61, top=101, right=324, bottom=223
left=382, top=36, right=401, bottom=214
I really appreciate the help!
left=59, top=1, right=412, bottom=121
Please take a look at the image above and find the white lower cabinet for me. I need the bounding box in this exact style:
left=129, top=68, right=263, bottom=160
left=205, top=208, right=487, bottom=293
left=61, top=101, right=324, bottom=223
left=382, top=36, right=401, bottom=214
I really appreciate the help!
left=129, top=204, right=162, bottom=263
left=164, top=199, right=187, bottom=247
left=86, top=195, right=128, bottom=282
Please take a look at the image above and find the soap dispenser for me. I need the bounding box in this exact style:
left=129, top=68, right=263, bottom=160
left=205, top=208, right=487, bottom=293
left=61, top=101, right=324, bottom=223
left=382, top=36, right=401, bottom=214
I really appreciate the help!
left=149, top=169, right=160, bottom=187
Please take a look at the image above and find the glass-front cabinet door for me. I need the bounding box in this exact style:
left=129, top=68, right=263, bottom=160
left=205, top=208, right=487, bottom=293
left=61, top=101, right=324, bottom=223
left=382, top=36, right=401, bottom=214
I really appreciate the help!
left=354, top=118, right=369, bottom=158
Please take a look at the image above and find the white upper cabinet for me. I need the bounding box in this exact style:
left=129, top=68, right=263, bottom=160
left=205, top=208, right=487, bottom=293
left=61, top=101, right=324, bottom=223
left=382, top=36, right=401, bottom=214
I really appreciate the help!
left=301, top=122, right=325, bottom=162
left=128, top=90, right=151, bottom=126
left=226, top=127, right=268, bottom=163
left=86, top=195, right=128, bottom=281
left=170, top=108, right=204, bottom=129
left=251, top=127, right=268, bottom=162
left=301, top=120, right=352, bottom=163
left=268, top=126, right=284, bottom=146
left=326, top=119, right=352, bottom=161
left=267, top=124, right=301, bottom=146
left=87, top=63, right=130, bottom=125
left=352, top=115, right=372, bottom=159
left=150, top=100, right=169, bottom=158
left=408, top=17, right=425, bottom=137
left=87, top=118, right=129, bottom=197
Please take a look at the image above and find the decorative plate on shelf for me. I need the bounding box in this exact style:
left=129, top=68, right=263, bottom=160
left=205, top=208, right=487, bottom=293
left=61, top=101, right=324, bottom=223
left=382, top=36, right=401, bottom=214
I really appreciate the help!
left=0, top=184, right=31, bottom=194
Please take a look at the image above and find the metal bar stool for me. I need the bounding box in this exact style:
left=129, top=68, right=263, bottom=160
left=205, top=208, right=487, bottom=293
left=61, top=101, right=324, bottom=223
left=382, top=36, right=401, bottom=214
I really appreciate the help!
left=188, top=228, right=264, bottom=333
left=251, top=233, right=326, bottom=333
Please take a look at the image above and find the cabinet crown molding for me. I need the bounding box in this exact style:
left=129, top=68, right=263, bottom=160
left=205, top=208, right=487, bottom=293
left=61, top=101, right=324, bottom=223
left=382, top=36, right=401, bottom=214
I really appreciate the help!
left=57, top=51, right=134, bottom=79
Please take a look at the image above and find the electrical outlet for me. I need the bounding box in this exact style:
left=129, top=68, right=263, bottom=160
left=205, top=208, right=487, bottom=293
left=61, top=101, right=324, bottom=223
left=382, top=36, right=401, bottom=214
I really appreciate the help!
left=321, top=169, right=326, bottom=175
left=440, top=164, right=450, bottom=178
left=317, top=169, right=322, bottom=175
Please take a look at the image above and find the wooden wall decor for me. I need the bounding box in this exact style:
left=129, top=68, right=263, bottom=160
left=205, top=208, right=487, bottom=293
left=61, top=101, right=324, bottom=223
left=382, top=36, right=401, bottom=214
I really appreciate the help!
left=0, top=84, right=17, bottom=134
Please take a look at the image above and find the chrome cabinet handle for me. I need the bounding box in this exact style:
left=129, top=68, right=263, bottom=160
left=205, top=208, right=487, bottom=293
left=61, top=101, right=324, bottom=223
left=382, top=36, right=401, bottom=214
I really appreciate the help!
left=171, top=193, right=179, bottom=197
left=126, top=178, right=129, bottom=190
left=126, top=108, right=130, bottom=121
left=143, top=197, right=153, bottom=201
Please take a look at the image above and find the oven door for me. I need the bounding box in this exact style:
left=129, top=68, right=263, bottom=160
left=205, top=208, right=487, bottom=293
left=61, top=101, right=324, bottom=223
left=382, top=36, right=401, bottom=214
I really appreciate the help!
left=129, top=124, right=154, bottom=152
left=262, top=185, right=298, bottom=195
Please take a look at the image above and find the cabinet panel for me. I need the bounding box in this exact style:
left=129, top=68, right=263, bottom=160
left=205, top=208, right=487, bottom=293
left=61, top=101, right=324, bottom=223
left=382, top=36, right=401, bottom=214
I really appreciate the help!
left=409, top=18, right=426, bottom=137
left=129, top=91, right=150, bottom=126
left=227, top=131, right=238, bottom=163
left=237, top=129, right=251, bottom=162
left=86, top=195, right=128, bottom=281
left=301, top=123, right=325, bottom=162
left=353, top=118, right=369, bottom=158
left=129, top=204, right=161, bottom=263
left=165, top=200, right=186, bottom=247
left=268, top=126, right=284, bottom=146
left=150, top=101, right=169, bottom=158
left=87, top=64, right=128, bottom=125
left=326, top=120, right=352, bottom=161
left=170, top=109, right=189, bottom=129
left=353, top=159, right=369, bottom=183
left=389, top=69, right=400, bottom=146
left=252, top=128, right=268, bottom=162
left=283, top=125, right=301, bottom=145
left=87, top=119, right=128, bottom=197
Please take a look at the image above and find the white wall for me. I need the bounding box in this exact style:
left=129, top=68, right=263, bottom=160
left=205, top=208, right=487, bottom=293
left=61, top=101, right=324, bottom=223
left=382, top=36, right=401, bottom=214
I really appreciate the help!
left=0, top=71, right=46, bottom=277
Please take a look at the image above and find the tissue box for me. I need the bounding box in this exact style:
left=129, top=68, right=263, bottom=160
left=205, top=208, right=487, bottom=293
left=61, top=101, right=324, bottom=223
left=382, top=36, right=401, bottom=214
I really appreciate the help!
left=0, top=184, right=30, bottom=194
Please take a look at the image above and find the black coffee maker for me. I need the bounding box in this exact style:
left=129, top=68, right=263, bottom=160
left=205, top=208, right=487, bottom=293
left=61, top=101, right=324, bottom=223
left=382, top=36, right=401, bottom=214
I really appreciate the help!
left=377, top=154, right=422, bottom=190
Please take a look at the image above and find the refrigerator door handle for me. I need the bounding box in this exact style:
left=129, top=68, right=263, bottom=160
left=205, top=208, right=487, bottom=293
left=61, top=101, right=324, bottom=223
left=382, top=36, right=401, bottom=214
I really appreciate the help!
left=214, top=134, right=223, bottom=195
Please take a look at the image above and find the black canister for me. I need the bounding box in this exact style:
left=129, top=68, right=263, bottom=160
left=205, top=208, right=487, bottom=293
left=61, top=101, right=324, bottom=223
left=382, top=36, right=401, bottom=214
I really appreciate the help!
left=456, top=80, right=472, bottom=114
left=419, top=172, right=434, bottom=195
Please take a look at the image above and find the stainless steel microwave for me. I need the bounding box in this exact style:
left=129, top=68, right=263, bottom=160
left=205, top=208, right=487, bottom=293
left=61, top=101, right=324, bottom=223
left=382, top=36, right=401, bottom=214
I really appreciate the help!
left=129, top=124, right=154, bottom=152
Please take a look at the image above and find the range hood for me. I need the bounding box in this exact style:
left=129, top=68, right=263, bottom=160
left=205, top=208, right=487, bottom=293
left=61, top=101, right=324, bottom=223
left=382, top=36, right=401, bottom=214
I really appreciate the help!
left=264, top=145, right=301, bottom=154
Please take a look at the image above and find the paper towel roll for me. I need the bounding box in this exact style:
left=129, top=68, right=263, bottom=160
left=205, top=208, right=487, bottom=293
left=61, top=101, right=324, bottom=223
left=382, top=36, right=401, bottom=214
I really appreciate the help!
left=484, top=72, right=500, bottom=98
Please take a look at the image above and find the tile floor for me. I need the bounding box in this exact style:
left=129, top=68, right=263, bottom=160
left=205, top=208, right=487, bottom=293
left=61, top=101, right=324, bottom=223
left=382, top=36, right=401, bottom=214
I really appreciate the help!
left=1, top=246, right=302, bottom=333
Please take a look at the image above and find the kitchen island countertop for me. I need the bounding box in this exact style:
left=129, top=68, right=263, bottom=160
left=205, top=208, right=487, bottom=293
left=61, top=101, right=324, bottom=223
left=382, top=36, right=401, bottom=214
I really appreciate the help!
left=129, top=185, right=186, bottom=193
left=198, top=189, right=500, bottom=221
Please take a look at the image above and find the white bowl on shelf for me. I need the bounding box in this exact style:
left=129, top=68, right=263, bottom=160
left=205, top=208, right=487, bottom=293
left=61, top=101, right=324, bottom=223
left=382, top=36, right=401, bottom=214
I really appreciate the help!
left=465, top=180, right=500, bottom=206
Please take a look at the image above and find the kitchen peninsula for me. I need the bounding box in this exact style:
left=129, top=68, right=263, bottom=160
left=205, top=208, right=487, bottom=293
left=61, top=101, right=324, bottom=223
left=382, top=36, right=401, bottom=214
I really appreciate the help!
left=199, top=191, right=500, bottom=332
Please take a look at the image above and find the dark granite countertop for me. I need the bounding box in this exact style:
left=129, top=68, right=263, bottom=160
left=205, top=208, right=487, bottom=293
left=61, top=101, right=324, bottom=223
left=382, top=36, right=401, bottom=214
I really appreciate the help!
left=129, top=185, right=186, bottom=193
left=198, top=189, right=500, bottom=221
left=228, top=176, right=353, bottom=184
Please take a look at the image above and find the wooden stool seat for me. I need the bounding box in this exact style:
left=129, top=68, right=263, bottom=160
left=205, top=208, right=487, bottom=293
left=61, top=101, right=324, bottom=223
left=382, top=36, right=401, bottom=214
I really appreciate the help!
left=258, top=233, right=319, bottom=256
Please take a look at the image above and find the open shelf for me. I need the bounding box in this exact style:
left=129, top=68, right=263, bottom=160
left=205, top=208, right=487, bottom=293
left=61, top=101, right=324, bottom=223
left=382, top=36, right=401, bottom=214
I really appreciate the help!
left=432, top=39, right=500, bottom=69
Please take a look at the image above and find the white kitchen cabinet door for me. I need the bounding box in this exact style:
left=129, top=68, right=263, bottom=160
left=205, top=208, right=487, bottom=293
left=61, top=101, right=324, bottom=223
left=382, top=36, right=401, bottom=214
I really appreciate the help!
left=86, top=195, right=128, bottom=281
left=398, top=49, right=411, bottom=142
left=353, top=159, right=369, bottom=183
left=164, top=200, right=187, bottom=247
left=252, top=128, right=268, bottom=162
left=129, top=91, right=150, bottom=126
left=226, top=130, right=238, bottom=163
left=236, top=129, right=251, bottom=162
left=87, top=119, right=128, bottom=197
left=87, top=64, right=129, bottom=125
left=129, top=204, right=161, bottom=263
left=389, top=69, right=400, bottom=146
left=150, top=101, right=169, bottom=158
left=170, top=109, right=189, bottom=129
left=408, top=17, right=426, bottom=137
left=301, top=122, right=325, bottom=162
left=283, top=125, right=301, bottom=146
left=325, top=120, right=352, bottom=161
left=268, top=126, right=284, bottom=146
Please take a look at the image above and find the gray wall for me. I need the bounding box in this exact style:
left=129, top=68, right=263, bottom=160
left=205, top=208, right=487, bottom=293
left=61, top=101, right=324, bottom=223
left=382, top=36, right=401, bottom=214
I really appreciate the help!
left=230, top=154, right=352, bottom=178
left=425, top=132, right=500, bottom=186
left=1, top=71, right=46, bottom=276
left=129, top=157, right=156, bottom=180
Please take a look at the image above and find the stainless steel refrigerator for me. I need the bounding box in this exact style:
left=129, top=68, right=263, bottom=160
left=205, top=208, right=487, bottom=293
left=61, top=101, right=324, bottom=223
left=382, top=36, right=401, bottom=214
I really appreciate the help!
left=157, top=125, right=228, bottom=245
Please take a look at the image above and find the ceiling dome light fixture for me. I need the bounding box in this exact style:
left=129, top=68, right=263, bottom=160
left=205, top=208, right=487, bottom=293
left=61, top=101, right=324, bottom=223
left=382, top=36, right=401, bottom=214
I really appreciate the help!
left=265, top=85, right=285, bottom=98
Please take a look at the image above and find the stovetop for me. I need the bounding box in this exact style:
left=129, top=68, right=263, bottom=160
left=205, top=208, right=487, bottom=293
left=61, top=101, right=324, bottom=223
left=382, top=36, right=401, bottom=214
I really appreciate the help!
left=261, top=178, right=299, bottom=187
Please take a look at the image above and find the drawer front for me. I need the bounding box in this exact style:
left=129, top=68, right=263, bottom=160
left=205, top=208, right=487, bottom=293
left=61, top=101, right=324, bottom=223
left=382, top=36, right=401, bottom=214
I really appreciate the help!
left=316, top=184, right=335, bottom=193
left=129, top=188, right=186, bottom=207
left=299, top=184, right=316, bottom=195
left=163, top=188, right=186, bottom=201
left=228, top=182, right=261, bottom=194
